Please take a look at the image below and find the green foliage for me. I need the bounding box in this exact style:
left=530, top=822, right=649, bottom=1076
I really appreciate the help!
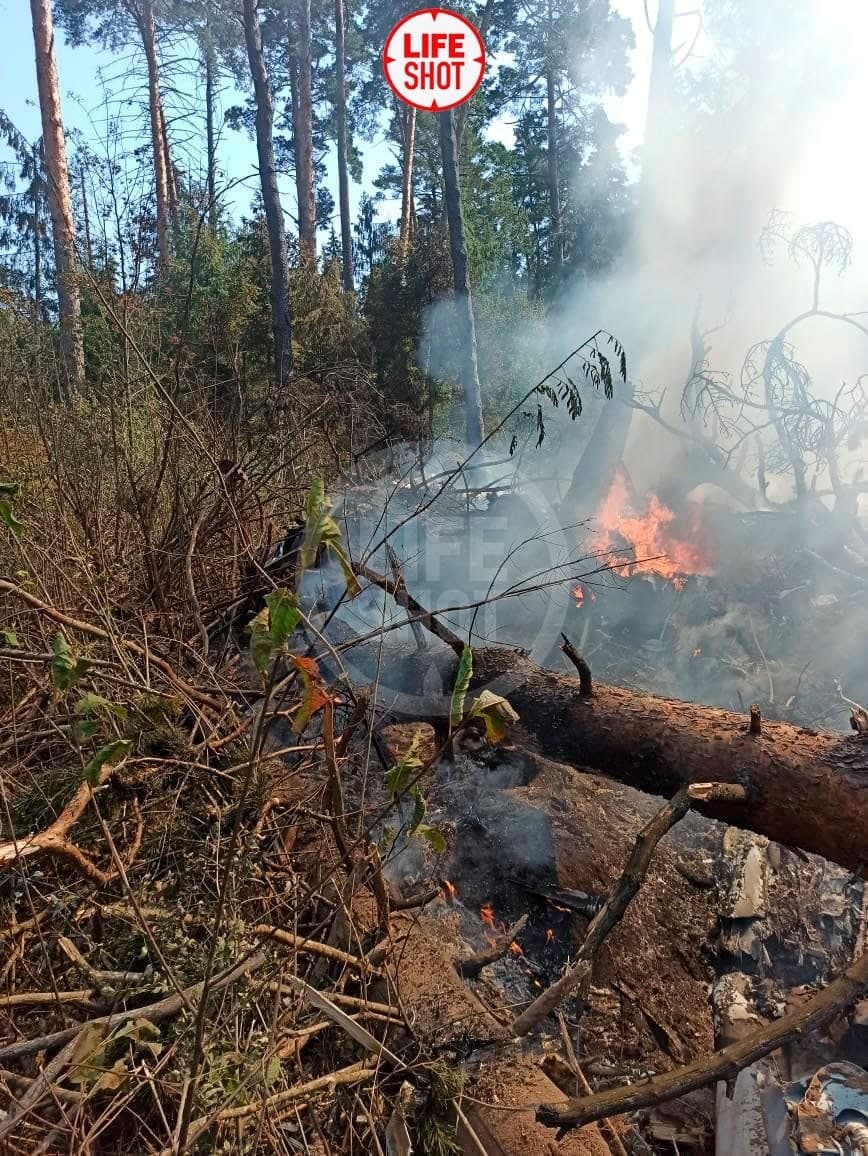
left=300, top=479, right=361, bottom=598
left=384, top=732, right=424, bottom=797
left=51, top=632, right=91, bottom=692
left=449, top=646, right=473, bottom=730
left=247, top=589, right=302, bottom=678
left=82, top=738, right=133, bottom=786
left=0, top=480, right=23, bottom=537
left=470, top=690, right=519, bottom=743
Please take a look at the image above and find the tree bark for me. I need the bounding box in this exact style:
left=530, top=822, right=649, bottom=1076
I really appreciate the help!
left=639, top=0, right=675, bottom=223
left=132, top=0, right=171, bottom=270
left=438, top=107, right=484, bottom=447
left=466, top=647, right=868, bottom=874
left=242, top=0, right=293, bottom=385
left=334, top=0, right=353, bottom=289
left=398, top=104, right=416, bottom=261
left=291, top=0, right=317, bottom=262
left=545, top=60, right=563, bottom=280
left=29, top=0, right=86, bottom=398
left=203, top=12, right=217, bottom=232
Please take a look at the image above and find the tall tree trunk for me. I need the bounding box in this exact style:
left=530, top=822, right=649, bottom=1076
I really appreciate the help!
left=242, top=0, right=292, bottom=386
left=438, top=108, right=484, bottom=447
left=399, top=104, right=416, bottom=262
left=334, top=0, right=353, bottom=289
left=639, top=0, right=675, bottom=220
left=78, top=161, right=93, bottom=267
left=160, top=100, right=179, bottom=219
left=203, top=16, right=217, bottom=232
left=133, top=0, right=171, bottom=269
left=29, top=0, right=86, bottom=398
left=545, top=63, right=563, bottom=281
left=291, top=0, right=317, bottom=261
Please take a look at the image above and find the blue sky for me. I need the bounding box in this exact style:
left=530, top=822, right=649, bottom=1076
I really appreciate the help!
left=2, top=0, right=867, bottom=239
left=0, top=0, right=400, bottom=231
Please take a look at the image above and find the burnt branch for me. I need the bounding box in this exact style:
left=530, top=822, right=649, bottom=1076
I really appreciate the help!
left=538, top=946, right=868, bottom=1135
left=456, top=914, right=529, bottom=979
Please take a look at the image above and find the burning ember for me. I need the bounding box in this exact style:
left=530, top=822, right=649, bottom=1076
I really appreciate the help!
left=546, top=928, right=555, bottom=943
left=442, top=879, right=457, bottom=902
left=572, top=585, right=597, bottom=608
left=594, top=468, right=714, bottom=584
left=509, top=941, right=523, bottom=956
left=480, top=903, right=495, bottom=927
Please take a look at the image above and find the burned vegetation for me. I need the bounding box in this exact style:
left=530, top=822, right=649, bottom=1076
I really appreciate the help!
left=1, top=304, right=867, bottom=1156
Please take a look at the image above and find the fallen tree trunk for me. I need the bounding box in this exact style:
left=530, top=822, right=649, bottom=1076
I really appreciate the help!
left=466, top=647, right=868, bottom=874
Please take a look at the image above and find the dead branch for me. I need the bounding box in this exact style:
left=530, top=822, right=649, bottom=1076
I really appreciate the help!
left=0, top=760, right=126, bottom=883
left=456, top=914, right=529, bottom=979
left=353, top=561, right=465, bottom=655
left=280, top=974, right=403, bottom=1065
left=511, top=961, right=591, bottom=1038
left=391, top=885, right=440, bottom=911
left=0, top=577, right=224, bottom=711
left=537, top=946, right=868, bottom=1134
left=0, top=952, right=265, bottom=1064
left=163, top=1060, right=375, bottom=1154
left=511, top=784, right=729, bottom=1037
left=252, top=925, right=383, bottom=976
left=561, top=633, right=592, bottom=696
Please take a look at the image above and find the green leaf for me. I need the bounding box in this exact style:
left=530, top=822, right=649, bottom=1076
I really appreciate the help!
left=470, top=690, right=519, bottom=744
left=384, top=733, right=423, bottom=797
left=71, top=718, right=100, bottom=744
left=247, top=607, right=273, bottom=678
left=75, top=693, right=127, bottom=720
left=263, top=1055, right=282, bottom=1086
left=299, top=480, right=360, bottom=599
left=66, top=1023, right=110, bottom=1087
left=83, top=739, right=132, bottom=786
left=113, top=1018, right=162, bottom=1058
left=51, top=632, right=90, bottom=691
left=0, top=497, right=23, bottom=537
left=409, top=785, right=425, bottom=832
left=449, top=646, right=473, bottom=730
left=264, top=588, right=301, bottom=647
left=414, top=823, right=447, bottom=855
left=0, top=628, right=19, bottom=647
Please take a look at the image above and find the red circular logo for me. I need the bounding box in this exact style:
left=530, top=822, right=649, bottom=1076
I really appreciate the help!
left=383, top=8, right=486, bottom=113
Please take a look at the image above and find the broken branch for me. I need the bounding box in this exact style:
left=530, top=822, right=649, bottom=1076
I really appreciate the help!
left=537, top=947, right=868, bottom=1134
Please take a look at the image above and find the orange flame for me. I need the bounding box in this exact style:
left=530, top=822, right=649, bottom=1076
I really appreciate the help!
left=509, top=941, right=523, bottom=957
left=573, top=585, right=585, bottom=606
left=480, top=903, right=495, bottom=927
left=442, top=879, right=457, bottom=901
left=546, top=928, right=554, bottom=943
left=595, top=469, right=713, bottom=584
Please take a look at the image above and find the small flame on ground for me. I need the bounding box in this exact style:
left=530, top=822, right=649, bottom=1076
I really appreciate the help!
left=693, top=647, right=702, bottom=658
left=546, top=928, right=555, bottom=943
left=480, top=903, right=495, bottom=927
left=549, top=901, right=570, bottom=913
left=442, top=879, right=457, bottom=901
left=509, top=941, right=523, bottom=957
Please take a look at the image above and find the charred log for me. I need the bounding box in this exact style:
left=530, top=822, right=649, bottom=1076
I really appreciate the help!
left=467, top=647, right=868, bottom=874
